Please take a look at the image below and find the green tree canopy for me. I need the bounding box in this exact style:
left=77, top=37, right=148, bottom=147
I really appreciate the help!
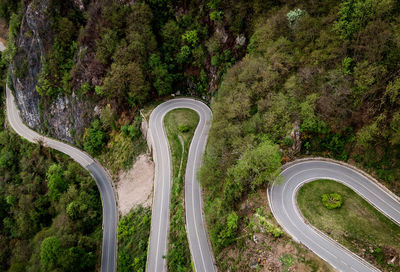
left=40, top=236, right=62, bottom=270
left=224, top=139, right=281, bottom=205
left=47, top=164, right=67, bottom=200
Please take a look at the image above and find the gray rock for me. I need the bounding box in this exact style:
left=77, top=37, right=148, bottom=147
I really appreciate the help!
left=235, top=34, right=246, bottom=46
left=10, top=0, right=93, bottom=144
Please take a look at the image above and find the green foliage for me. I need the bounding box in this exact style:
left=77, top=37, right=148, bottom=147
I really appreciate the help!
left=102, top=62, right=150, bottom=106
left=40, top=236, right=62, bottom=270
left=353, top=61, right=386, bottom=105
left=35, top=15, right=80, bottom=97
left=321, top=193, right=343, bottom=209
left=178, top=124, right=189, bottom=133
left=84, top=119, right=108, bottom=156
left=96, top=29, right=120, bottom=65
left=342, top=57, right=353, bottom=75
left=161, top=19, right=181, bottom=63
left=383, top=78, right=400, bottom=105
left=0, top=104, right=101, bottom=272
left=280, top=253, right=295, bottom=268
left=46, top=164, right=67, bottom=200
left=300, top=94, right=327, bottom=134
left=148, top=54, right=174, bottom=95
left=1, top=12, right=21, bottom=65
left=217, top=211, right=238, bottom=248
left=78, top=82, right=94, bottom=96
left=389, top=112, right=400, bottom=145
left=163, top=109, right=199, bottom=271
left=355, top=116, right=383, bottom=149
left=224, top=139, right=281, bottom=205
left=299, top=180, right=400, bottom=271
left=121, top=116, right=142, bottom=141
left=249, top=208, right=283, bottom=238
left=118, top=206, right=151, bottom=272
left=209, top=10, right=223, bottom=21
left=0, top=0, right=19, bottom=22
left=182, top=30, right=199, bottom=47
left=334, top=0, right=394, bottom=40
left=177, top=45, right=191, bottom=64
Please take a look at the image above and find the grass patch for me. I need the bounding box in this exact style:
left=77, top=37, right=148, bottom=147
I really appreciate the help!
left=298, top=179, right=400, bottom=271
left=164, top=108, right=199, bottom=271
left=117, top=206, right=151, bottom=272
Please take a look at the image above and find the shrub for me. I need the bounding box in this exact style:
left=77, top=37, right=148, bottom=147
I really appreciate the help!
left=321, top=193, right=343, bottom=209
left=121, top=117, right=142, bottom=141
left=96, top=29, right=119, bottom=65
left=40, top=236, right=62, bottom=270
left=182, top=30, right=199, bottom=47
left=83, top=119, right=108, bottom=156
left=118, top=206, right=151, bottom=272
left=177, top=45, right=191, bottom=64
left=209, top=10, right=223, bottom=21
left=216, top=211, right=238, bottom=249
left=334, top=0, right=394, bottom=40
left=178, top=124, right=189, bottom=133
left=47, top=164, right=68, bottom=200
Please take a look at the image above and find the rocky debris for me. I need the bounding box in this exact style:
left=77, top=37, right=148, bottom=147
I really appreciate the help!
left=249, top=261, right=258, bottom=269
left=235, top=34, right=246, bottom=46
left=290, top=121, right=301, bottom=155
left=73, top=0, right=85, bottom=11
left=43, top=92, right=92, bottom=143
left=215, top=26, right=229, bottom=44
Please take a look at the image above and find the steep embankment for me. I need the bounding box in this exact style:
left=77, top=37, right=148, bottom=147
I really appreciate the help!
left=6, top=86, right=118, bottom=272
left=9, top=0, right=92, bottom=143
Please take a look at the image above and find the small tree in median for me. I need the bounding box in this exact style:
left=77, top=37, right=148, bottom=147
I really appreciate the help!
left=321, top=193, right=343, bottom=209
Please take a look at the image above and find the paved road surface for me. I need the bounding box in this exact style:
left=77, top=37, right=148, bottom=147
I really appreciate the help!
left=6, top=86, right=117, bottom=272
left=269, top=160, right=400, bottom=272
left=147, top=99, right=216, bottom=272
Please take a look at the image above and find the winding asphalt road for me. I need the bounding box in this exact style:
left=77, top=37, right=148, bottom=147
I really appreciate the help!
left=147, top=99, right=216, bottom=272
left=6, top=86, right=117, bottom=272
left=6, top=31, right=400, bottom=271
left=268, top=160, right=400, bottom=272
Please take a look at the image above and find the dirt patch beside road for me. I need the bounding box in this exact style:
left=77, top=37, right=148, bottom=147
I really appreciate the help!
left=117, top=154, right=154, bottom=216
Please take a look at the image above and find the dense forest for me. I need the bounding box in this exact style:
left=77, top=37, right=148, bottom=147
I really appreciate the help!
left=0, top=91, right=102, bottom=271
left=0, top=0, right=400, bottom=271
left=197, top=0, right=400, bottom=268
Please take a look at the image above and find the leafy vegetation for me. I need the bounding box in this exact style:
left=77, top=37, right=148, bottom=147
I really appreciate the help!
left=84, top=119, right=108, bottom=156
left=117, top=206, right=151, bottom=272
left=196, top=0, right=400, bottom=267
left=248, top=207, right=283, bottom=238
left=163, top=109, right=199, bottom=271
left=298, top=180, right=400, bottom=271
left=3, top=0, right=400, bottom=270
left=321, top=192, right=343, bottom=209
left=0, top=107, right=102, bottom=271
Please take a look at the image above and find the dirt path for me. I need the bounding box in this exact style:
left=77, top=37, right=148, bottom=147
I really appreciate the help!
left=117, top=154, right=154, bottom=216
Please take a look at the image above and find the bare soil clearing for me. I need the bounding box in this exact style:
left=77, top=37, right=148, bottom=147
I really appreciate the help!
left=117, top=154, right=154, bottom=216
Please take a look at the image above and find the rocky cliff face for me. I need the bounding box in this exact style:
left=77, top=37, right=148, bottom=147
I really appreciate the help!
left=10, top=0, right=92, bottom=143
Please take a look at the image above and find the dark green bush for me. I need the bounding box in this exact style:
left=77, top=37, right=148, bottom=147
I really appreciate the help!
left=178, top=124, right=189, bottom=133
left=84, top=119, right=108, bottom=156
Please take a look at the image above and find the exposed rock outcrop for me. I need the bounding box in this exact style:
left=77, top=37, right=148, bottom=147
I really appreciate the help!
left=10, top=0, right=93, bottom=143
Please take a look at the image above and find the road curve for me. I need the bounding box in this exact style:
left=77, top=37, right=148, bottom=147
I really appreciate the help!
left=147, top=98, right=216, bottom=272
left=6, top=86, right=118, bottom=272
left=268, top=160, right=400, bottom=272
